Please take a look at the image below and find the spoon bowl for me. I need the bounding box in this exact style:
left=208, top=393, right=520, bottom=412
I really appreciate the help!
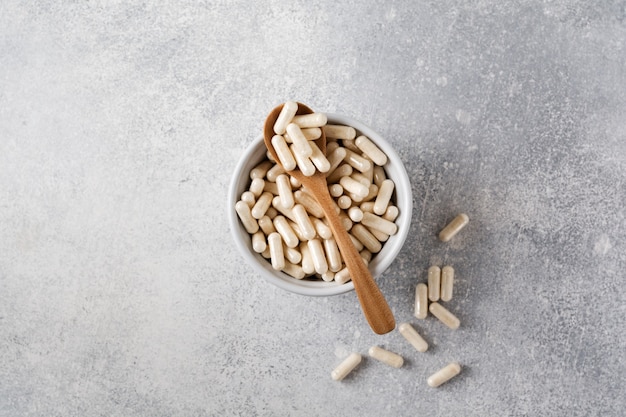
left=263, top=102, right=396, bottom=335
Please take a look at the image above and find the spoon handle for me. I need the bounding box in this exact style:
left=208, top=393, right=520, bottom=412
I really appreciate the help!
left=311, top=175, right=396, bottom=334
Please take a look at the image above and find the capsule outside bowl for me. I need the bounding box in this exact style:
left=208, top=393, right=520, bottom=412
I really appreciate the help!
left=228, top=113, right=412, bottom=296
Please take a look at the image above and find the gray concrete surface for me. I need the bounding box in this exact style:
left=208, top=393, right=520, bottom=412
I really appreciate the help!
left=1, top=1, right=625, bottom=416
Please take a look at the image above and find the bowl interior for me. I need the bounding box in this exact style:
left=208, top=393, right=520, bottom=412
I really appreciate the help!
left=228, top=113, right=412, bottom=296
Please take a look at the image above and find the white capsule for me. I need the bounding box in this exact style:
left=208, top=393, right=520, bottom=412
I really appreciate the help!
left=351, top=224, right=382, bottom=253
left=273, top=101, right=298, bottom=135
left=292, top=204, right=316, bottom=241
left=360, top=202, right=375, bottom=213
left=398, top=323, right=429, bottom=353
left=250, top=160, right=273, bottom=180
left=441, top=266, right=454, bottom=302
left=329, top=183, right=344, bottom=197
left=429, top=302, right=460, bottom=330
left=323, top=238, right=342, bottom=272
left=307, top=238, right=328, bottom=274
left=383, top=205, right=399, bottom=222
left=347, top=190, right=364, bottom=203
left=326, top=140, right=339, bottom=152
left=428, top=362, right=461, bottom=388
left=325, top=147, right=348, bottom=177
left=289, top=175, right=301, bottom=189
left=273, top=215, right=299, bottom=248
left=288, top=220, right=307, bottom=242
left=348, top=233, right=364, bottom=252
left=271, top=135, right=297, bottom=171
left=276, top=174, right=294, bottom=209
left=290, top=144, right=316, bottom=177
left=343, top=149, right=372, bottom=173
left=414, top=283, right=428, bottom=319
left=251, top=231, right=267, bottom=253
left=367, top=226, right=389, bottom=243
left=334, top=267, right=351, bottom=284
left=240, top=191, right=256, bottom=207
left=292, top=112, right=327, bottom=128
left=355, top=135, right=388, bottom=166
left=235, top=201, right=259, bottom=234
left=300, top=242, right=315, bottom=275
left=331, top=352, right=362, bottom=381
left=341, top=138, right=361, bottom=153
left=285, top=127, right=322, bottom=141
left=374, top=179, right=395, bottom=215
left=428, top=266, right=441, bottom=302
left=321, top=270, right=335, bottom=282
left=348, top=206, right=364, bottom=222
left=261, top=246, right=271, bottom=259
left=312, top=218, right=333, bottom=240
left=282, top=261, right=305, bottom=279
left=323, top=124, right=356, bottom=140
left=286, top=123, right=313, bottom=160
left=339, top=212, right=353, bottom=231
left=267, top=232, right=285, bottom=270
left=337, top=195, right=352, bottom=210
left=361, top=212, right=398, bottom=236
left=350, top=172, right=371, bottom=188
left=271, top=196, right=296, bottom=222
left=373, top=165, right=387, bottom=187
left=439, top=213, right=470, bottom=242
left=294, top=190, right=324, bottom=218
left=250, top=192, right=273, bottom=220
left=249, top=177, right=265, bottom=197
left=360, top=249, right=372, bottom=265
left=339, top=176, right=369, bottom=198
left=257, top=216, right=276, bottom=236
left=283, top=245, right=302, bottom=265
left=327, top=164, right=353, bottom=184
left=363, top=184, right=379, bottom=202
left=266, top=163, right=285, bottom=182
left=309, top=140, right=331, bottom=173
left=368, top=346, right=403, bottom=368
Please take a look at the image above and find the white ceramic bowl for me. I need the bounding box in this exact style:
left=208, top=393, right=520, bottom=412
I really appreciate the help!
left=228, top=113, right=412, bottom=296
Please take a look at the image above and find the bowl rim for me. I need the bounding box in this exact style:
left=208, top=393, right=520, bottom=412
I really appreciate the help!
left=227, top=112, right=412, bottom=296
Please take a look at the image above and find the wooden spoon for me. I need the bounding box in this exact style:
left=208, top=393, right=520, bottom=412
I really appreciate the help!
left=263, top=102, right=395, bottom=335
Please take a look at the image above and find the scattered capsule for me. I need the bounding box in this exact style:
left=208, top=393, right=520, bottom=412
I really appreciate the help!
left=273, top=101, right=298, bottom=135
left=427, top=362, right=461, bottom=387
left=441, top=266, right=454, bottom=302
left=331, top=352, right=362, bottom=381
left=368, top=346, right=403, bottom=368
left=355, top=135, right=388, bottom=166
left=398, top=323, right=428, bottom=352
left=439, top=213, right=469, bottom=242
left=235, top=200, right=259, bottom=234
left=429, top=302, right=460, bottom=330
left=414, top=283, right=428, bottom=319
left=428, top=266, right=441, bottom=302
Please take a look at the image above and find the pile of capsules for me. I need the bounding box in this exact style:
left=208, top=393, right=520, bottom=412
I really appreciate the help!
left=331, top=213, right=470, bottom=388
left=235, top=101, right=400, bottom=282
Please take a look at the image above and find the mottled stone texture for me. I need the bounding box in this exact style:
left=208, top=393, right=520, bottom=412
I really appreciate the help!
left=1, top=1, right=624, bottom=416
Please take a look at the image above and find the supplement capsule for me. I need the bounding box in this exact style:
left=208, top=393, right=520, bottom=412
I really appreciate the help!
left=398, top=323, right=429, bottom=353
left=309, top=141, right=331, bottom=173
left=266, top=163, right=286, bottom=182
left=289, top=175, right=300, bottom=189
left=343, top=149, right=372, bottom=173
left=258, top=215, right=276, bottom=236
left=326, top=164, right=353, bottom=184
left=312, top=218, right=332, bottom=240
left=307, top=238, right=329, bottom=274
left=441, top=266, right=454, bottom=302
left=273, top=100, right=298, bottom=135
left=368, top=346, right=403, bottom=368
left=249, top=177, right=265, bottom=197
left=292, top=204, right=316, bottom=241
left=288, top=220, right=307, bottom=242
left=292, top=112, right=327, bottom=128
left=273, top=215, right=299, bottom=248
left=337, top=195, right=352, bottom=210
left=429, top=302, right=460, bottom=330
left=323, top=238, right=342, bottom=272
left=276, top=174, right=294, bottom=209
left=283, top=245, right=301, bottom=265
left=372, top=165, right=387, bottom=187
left=331, top=352, right=362, bottom=381
left=439, top=213, right=469, bottom=242
left=251, top=192, right=274, bottom=220
left=321, top=270, right=335, bottom=282
left=355, top=135, right=388, bottom=166
left=373, top=179, right=394, bottom=215
left=361, top=212, right=398, bottom=236
left=235, top=201, right=259, bottom=234
left=325, top=147, right=348, bottom=176
left=294, top=190, right=324, bottom=218
left=334, top=267, right=351, bottom=284
left=414, top=283, right=428, bottom=319
left=339, top=176, right=369, bottom=198
left=267, top=232, right=285, bottom=270
left=383, top=206, right=399, bottom=222
left=428, top=266, right=441, bottom=302
left=251, top=231, right=267, bottom=253
left=351, top=224, right=382, bottom=253
left=282, top=261, right=305, bottom=279
left=300, top=242, right=315, bottom=275
left=427, top=362, right=461, bottom=388
left=326, top=141, right=340, bottom=153
left=323, top=124, right=356, bottom=140
left=250, top=160, right=273, bottom=180
left=285, top=127, right=322, bottom=141
left=240, top=191, right=256, bottom=207
left=271, top=135, right=297, bottom=171
left=363, top=184, right=379, bottom=202
left=348, top=206, right=364, bottom=222
left=290, top=144, right=316, bottom=177
left=348, top=233, right=364, bottom=252
left=271, top=196, right=296, bottom=222
left=329, top=184, right=344, bottom=198
left=286, top=123, right=313, bottom=159
left=367, top=226, right=389, bottom=243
